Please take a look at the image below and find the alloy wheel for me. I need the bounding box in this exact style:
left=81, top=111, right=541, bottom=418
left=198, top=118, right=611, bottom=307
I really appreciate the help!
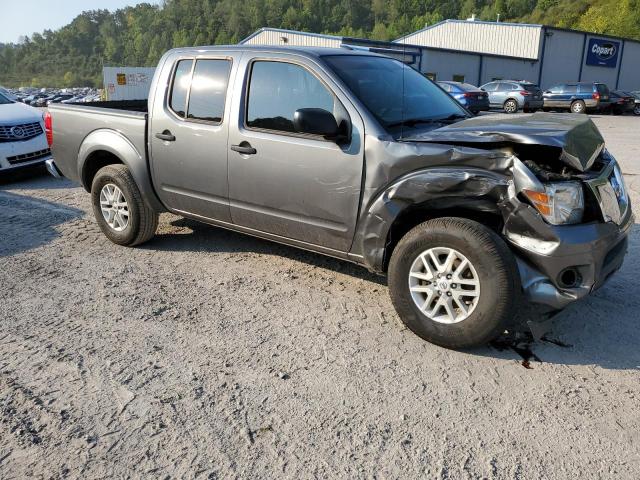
left=99, top=183, right=130, bottom=232
left=408, top=247, right=480, bottom=324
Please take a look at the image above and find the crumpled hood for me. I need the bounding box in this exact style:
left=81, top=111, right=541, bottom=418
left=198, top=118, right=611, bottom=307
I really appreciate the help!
left=403, top=112, right=604, bottom=172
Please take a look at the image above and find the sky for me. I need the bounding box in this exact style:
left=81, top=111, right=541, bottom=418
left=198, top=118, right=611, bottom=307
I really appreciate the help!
left=0, top=0, right=162, bottom=44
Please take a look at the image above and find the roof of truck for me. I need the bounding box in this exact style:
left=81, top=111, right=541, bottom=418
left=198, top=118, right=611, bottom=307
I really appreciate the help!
left=165, top=44, right=384, bottom=58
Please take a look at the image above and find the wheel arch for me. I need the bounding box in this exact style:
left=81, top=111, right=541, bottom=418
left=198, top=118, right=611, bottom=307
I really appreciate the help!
left=355, top=167, right=511, bottom=274
left=78, top=129, right=165, bottom=212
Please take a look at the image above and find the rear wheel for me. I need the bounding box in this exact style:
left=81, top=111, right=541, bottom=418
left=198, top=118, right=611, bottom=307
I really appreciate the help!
left=91, top=164, right=158, bottom=246
left=388, top=218, right=519, bottom=349
left=570, top=100, right=586, bottom=114
left=503, top=99, right=518, bottom=114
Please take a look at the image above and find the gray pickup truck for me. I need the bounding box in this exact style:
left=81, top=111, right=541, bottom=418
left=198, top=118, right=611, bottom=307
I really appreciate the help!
left=47, top=45, right=633, bottom=349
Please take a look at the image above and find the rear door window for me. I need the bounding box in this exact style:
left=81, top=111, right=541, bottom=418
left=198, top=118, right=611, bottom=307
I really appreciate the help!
left=186, top=59, right=232, bottom=123
left=246, top=61, right=335, bottom=134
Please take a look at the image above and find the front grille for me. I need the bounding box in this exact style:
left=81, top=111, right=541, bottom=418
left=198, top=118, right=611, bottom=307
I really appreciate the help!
left=7, top=148, right=51, bottom=165
left=0, top=122, right=43, bottom=142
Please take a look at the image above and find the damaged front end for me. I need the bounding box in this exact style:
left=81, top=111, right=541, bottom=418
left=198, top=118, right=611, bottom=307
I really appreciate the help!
left=359, top=113, right=633, bottom=311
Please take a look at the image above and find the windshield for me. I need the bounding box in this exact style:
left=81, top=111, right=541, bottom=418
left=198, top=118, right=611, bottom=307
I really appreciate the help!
left=0, top=92, right=13, bottom=104
left=323, top=55, right=469, bottom=135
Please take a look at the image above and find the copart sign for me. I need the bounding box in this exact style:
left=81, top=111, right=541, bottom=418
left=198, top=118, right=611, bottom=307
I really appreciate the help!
left=586, top=38, right=620, bottom=68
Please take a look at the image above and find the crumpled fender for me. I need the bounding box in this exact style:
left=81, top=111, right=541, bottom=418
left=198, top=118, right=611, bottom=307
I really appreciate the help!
left=356, top=166, right=512, bottom=272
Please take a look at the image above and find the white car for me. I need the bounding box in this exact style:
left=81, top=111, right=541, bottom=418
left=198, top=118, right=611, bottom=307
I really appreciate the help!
left=0, top=91, right=53, bottom=175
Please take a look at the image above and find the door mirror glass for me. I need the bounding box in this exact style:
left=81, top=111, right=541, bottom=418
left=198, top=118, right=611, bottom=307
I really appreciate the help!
left=294, top=108, right=339, bottom=138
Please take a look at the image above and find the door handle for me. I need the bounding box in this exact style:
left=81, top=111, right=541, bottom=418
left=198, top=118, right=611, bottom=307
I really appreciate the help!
left=230, top=143, right=257, bottom=155
left=155, top=130, right=176, bottom=142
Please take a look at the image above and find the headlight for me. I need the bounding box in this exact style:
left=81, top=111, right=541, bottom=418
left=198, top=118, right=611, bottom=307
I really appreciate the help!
left=523, top=182, right=584, bottom=225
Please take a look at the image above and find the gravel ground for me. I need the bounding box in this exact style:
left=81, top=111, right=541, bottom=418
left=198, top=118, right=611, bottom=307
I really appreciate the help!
left=1, top=114, right=639, bottom=479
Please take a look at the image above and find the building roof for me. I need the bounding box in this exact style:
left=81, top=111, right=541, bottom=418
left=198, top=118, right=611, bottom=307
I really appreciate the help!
left=240, top=28, right=343, bottom=48
left=395, top=20, right=543, bottom=60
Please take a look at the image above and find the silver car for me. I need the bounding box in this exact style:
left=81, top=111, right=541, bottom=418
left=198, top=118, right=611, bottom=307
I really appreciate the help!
left=481, top=80, right=544, bottom=113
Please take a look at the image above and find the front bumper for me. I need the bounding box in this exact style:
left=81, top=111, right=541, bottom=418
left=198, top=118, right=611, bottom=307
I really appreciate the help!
left=503, top=167, right=633, bottom=309
left=0, top=132, right=51, bottom=173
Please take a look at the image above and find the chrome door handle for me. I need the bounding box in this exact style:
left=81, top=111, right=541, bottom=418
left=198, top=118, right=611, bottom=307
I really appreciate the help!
left=155, top=130, right=176, bottom=142
left=230, top=144, right=256, bottom=155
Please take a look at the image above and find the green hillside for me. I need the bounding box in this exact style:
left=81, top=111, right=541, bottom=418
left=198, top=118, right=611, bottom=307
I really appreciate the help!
left=1, top=0, right=638, bottom=87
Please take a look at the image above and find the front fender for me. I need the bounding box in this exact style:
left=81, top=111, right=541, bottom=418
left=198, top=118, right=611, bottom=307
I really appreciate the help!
left=78, top=129, right=164, bottom=212
left=356, top=167, right=512, bottom=272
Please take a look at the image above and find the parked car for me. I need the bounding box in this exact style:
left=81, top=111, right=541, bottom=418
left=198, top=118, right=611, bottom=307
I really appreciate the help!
left=609, top=91, right=636, bottom=115
left=47, top=94, right=74, bottom=105
left=46, top=46, right=632, bottom=349
left=0, top=86, right=17, bottom=101
left=480, top=80, right=544, bottom=113
left=437, top=81, right=489, bottom=114
left=629, top=91, right=640, bottom=116
left=0, top=91, right=52, bottom=175
left=542, top=82, right=611, bottom=114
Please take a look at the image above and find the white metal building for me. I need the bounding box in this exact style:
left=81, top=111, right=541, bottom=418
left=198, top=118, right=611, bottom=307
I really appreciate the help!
left=103, top=67, right=156, bottom=100
left=240, top=21, right=640, bottom=91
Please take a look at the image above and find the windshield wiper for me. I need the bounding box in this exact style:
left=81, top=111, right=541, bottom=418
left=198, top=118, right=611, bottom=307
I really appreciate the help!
left=386, top=113, right=469, bottom=129
left=433, top=113, right=469, bottom=124
left=385, top=118, right=439, bottom=129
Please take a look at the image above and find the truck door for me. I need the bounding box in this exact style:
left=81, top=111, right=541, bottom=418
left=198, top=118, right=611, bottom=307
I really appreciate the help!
left=227, top=54, right=365, bottom=252
left=149, top=52, right=238, bottom=221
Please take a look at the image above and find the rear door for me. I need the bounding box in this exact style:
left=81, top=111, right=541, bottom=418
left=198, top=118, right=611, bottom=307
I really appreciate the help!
left=543, top=84, right=563, bottom=107
left=482, top=82, right=499, bottom=106
left=226, top=53, right=365, bottom=253
left=149, top=51, right=238, bottom=221
left=493, top=83, right=510, bottom=107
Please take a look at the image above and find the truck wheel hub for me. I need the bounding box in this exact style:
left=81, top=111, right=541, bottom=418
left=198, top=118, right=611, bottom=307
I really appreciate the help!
left=99, top=183, right=130, bottom=232
left=408, top=247, right=480, bottom=324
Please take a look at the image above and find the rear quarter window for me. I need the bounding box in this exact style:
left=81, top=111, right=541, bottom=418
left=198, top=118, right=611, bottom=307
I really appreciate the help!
left=169, top=59, right=193, bottom=118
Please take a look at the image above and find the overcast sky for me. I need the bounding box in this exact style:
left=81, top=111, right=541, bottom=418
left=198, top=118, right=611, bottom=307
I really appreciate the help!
left=0, top=0, right=162, bottom=44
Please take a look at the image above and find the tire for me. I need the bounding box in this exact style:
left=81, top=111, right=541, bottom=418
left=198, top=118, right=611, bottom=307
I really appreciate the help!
left=503, top=99, right=518, bottom=114
left=634, top=104, right=640, bottom=116
left=388, top=217, right=519, bottom=349
left=91, top=164, right=158, bottom=246
left=570, top=100, right=586, bottom=114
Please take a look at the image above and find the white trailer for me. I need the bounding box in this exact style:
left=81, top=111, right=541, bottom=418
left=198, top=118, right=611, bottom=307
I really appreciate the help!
left=103, top=67, right=156, bottom=101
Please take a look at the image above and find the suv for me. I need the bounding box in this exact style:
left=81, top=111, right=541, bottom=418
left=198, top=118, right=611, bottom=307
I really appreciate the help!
left=542, top=82, right=611, bottom=114
left=0, top=91, right=52, bottom=174
left=480, top=80, right=543, bottom=113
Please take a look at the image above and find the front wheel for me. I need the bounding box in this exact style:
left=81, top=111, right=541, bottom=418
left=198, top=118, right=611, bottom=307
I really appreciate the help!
left=634, top=104, right=640, bottom=116
left=388, top=218, right=519, bottom=349
left=91, top=164, right=158, bottom=246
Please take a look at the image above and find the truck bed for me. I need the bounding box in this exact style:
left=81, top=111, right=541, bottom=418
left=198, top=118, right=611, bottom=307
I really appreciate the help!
left=48, top=101, right=148, bottom=186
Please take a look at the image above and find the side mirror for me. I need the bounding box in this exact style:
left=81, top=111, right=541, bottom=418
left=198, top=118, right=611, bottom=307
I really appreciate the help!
left=294, top=108, right=340, bottom=139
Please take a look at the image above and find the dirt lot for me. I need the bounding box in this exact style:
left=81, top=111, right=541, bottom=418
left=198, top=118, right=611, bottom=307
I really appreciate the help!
left=1, top=114, right=639, bottom=479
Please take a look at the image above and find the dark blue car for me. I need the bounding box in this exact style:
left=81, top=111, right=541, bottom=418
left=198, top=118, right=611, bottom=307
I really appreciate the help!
left=437, top=81, right=490, bottom=114
left=542, top=82, right=611, bottom=114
